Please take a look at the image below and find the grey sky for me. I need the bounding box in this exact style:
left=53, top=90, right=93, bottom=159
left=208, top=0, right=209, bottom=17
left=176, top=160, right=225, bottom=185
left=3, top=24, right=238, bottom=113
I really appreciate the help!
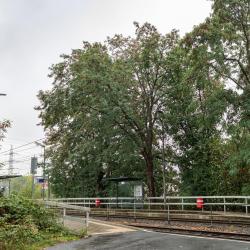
left=0, top=0, right=211, bottom=174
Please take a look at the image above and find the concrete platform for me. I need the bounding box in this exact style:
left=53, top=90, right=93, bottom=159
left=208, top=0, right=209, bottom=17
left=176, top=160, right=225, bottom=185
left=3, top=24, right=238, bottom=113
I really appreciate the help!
left=63, top=216, right=136, bottom=235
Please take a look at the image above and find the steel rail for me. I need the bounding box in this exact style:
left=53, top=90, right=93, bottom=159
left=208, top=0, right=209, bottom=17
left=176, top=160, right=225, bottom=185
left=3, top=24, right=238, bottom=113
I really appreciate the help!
left=126, top=223, right=250, bottom=241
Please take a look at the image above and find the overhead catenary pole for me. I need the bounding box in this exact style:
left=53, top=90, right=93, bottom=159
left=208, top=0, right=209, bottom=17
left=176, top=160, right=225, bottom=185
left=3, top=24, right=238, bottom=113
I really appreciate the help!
left=161, top=122, right=167, bottom=210
left=31, top=156, right=38, bottom=199
left=157, top=111, right=167, bottom=211
left=35, top=142, right=48, bottom=200
left=8, top=145, right=14, bottom=196
left=8, top=145, right=14, bottom=175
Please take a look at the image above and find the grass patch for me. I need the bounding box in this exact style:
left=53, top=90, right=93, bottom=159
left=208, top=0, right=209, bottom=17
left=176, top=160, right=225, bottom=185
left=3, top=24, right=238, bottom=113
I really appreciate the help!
left=25, top=233, right=80, bottom=250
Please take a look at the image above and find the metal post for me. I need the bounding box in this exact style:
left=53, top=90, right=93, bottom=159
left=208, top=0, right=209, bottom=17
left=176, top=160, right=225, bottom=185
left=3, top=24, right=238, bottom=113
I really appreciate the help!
left=181, top=198, right=184, bottom=211
left=161, top=119, right=166, bottom=210
left=134, top=198, right=136, bottom=222
left=210, top=205, right=213, bottom=227
left=63, top=208, right=66, bottom=226
left=31, top=174, right=35, bottom=199
left=116, top=182, right=118, bottom=208
left=107, top=201, right=109, bottom=221
left=47, top=174, right=50, bottom=200
left=224, top=197, right=226, bottom=213
left=42, top=146, right=46, bottom=200
left=245, top=198, right=248, bottom=215
left=167, top=198, right=170, bottom=224
left=86, top=211, right=89, bottom=228
left=35, top=142, right=47, bottom=200
left=8, top=179, right=11, bottom=196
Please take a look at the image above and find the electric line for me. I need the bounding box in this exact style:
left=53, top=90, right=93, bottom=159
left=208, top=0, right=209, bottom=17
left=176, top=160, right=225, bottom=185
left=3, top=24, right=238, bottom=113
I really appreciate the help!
left=0, top=138, right=44, bottom=156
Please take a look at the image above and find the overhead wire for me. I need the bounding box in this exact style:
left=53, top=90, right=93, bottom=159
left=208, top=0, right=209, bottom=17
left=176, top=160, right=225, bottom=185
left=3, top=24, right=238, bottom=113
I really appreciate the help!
left=0, top=138, right=44, bottom=156
left=0, top=138, right=45, bottom=176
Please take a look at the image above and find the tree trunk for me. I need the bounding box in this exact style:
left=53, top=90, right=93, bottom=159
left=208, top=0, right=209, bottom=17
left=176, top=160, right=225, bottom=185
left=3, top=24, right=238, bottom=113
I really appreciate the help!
left=143, top=150, right=156, bottom=197
left=96, top=170, right=105, bottom=195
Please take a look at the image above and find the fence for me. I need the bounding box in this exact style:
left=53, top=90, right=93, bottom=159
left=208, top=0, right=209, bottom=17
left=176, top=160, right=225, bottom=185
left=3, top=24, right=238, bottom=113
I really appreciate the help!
left=41, top=200, right=90, bottom=228
left=48, top=196, right=250, bottom=215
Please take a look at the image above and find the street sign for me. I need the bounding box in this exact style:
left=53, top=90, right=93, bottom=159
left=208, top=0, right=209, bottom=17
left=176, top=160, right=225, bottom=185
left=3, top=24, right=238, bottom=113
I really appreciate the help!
left=36, top=178, right=45, bottom=183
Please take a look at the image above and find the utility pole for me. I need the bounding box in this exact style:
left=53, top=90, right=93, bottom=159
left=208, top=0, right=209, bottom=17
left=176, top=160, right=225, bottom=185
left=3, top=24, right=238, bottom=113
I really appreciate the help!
left=8, top=145, right=14, bottom=195
left=0, top=93, right=7, bottom=194
left=31, top=156, right=38, bottom=199
left=157, top=111, right=167, bottom=210
left=157, top=110, right=170, bottom=224
left=161, top=123, right=167, bottom=210
left=35, top=142, right=48, bottom=200
left=42, top=146, right=45, bottom=200
left=8, top=145, right=14, bottom=175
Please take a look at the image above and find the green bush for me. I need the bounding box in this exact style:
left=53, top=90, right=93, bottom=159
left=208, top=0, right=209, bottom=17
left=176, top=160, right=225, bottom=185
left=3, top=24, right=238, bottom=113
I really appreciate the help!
left=0, top=195, right=69, bottom=249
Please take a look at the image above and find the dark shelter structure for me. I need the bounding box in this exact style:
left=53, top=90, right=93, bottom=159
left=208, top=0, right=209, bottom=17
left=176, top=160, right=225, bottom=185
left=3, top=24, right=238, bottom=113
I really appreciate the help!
left=102, top=177, right=143, bottom=208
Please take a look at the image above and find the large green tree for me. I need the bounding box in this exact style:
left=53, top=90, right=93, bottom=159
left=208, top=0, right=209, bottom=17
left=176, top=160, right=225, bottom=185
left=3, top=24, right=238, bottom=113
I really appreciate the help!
left=161, top=30, right=228, bottom=195
left=37, top=23, right=179, bottom=197
left=37, top=0, right=249, bottom=197
left=183, top=0, right=250, bottom=194
left=210, top=0, right=250, bottom=194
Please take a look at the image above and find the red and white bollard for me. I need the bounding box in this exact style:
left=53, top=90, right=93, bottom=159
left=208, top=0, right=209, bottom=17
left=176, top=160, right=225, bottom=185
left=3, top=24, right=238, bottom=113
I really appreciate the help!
left=95, top=199, right=101, bottom=208
left=196, top=197, right=204, bottom=209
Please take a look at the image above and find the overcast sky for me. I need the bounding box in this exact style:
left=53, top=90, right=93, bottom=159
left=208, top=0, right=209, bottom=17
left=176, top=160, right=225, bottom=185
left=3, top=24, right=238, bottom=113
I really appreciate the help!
left=0, top=0, right=212, bottom=174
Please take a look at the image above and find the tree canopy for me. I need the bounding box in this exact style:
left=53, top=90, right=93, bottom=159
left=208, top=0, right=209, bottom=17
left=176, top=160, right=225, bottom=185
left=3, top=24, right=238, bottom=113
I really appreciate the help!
left=37, top=0, right=250, bottom=197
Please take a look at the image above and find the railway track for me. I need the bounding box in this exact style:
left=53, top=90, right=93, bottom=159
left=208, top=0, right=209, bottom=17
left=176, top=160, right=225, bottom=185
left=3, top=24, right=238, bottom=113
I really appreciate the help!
left=125, top=223, right=250, bottom=241
left=64, top=208, right=250, bottom=226
left=62, top=212, right=250, bottom=241
left=52, top=207, right=250, bottom=226
left=51, top=207, right=250, bottom=241
left=90, top=214, right=250, bottom=226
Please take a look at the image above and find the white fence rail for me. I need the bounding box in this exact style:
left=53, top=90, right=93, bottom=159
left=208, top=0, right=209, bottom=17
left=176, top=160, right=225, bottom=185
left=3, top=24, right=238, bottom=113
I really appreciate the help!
left=41, top=200, right=91, bottom=227
left=48, top=196, right=250, bottom=215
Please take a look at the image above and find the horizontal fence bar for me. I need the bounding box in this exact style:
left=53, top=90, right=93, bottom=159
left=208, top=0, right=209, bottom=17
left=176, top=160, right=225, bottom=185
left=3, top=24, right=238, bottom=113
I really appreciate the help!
left=44, top=196, right=250, bottom=216
left=49, top=196, right=250, bottom=200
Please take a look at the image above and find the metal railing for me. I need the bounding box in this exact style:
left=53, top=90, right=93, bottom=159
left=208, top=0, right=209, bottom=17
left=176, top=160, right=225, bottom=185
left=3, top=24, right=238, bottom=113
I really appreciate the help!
left=41, top=200, right=91, bottom=228
left=48, top=196, right=250, bottom=215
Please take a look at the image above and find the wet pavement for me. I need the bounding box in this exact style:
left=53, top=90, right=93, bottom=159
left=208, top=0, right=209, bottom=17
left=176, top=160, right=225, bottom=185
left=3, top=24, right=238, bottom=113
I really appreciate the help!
left=62, top=217, right=136, bottom=235
left=47, top=230, right=250, bottom=250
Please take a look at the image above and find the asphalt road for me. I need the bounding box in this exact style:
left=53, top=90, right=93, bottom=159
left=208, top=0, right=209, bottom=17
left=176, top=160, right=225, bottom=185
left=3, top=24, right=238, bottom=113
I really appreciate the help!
left=47, top=231, right=250, bottom=250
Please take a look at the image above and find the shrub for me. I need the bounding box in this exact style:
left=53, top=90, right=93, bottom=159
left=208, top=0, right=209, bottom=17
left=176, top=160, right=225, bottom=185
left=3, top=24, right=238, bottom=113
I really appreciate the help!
left=0, top=195, right=68, bottom=249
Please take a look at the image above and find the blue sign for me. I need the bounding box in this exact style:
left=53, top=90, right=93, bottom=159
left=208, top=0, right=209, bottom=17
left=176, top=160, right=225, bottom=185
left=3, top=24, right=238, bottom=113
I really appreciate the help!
left=36, top=178, right=45, bottom=183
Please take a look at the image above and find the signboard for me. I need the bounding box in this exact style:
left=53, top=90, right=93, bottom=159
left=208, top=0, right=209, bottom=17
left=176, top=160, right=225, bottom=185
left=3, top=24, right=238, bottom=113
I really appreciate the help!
left=134, top=185, right=143, bottom=197
left=36, top=178, right=48, bottom=190
left=36, top=178, right=45, bottom=184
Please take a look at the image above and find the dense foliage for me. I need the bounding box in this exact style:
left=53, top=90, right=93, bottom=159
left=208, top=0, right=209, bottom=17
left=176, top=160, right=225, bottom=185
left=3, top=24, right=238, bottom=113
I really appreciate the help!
left=0, top=195, right=72, bottom=249
left=37, top=0, right=250, bottom=197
